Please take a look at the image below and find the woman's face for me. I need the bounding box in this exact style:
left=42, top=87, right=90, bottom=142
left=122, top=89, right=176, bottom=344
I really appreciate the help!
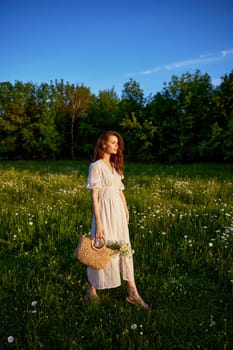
left=103, top=135, right=118, bottom=155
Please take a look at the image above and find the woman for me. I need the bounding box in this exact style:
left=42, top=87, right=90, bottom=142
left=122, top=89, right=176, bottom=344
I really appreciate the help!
left=86, top=131, right=149, bottom=309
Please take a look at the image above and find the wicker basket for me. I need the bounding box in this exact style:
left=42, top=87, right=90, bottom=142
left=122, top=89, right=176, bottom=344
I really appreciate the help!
left=76, top=236, right=112, bottom=270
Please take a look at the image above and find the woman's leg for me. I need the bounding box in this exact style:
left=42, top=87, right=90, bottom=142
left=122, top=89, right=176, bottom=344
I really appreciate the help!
left=86, top=284, right=99, bottom=300
left=127, top=280, right=140, bottom=298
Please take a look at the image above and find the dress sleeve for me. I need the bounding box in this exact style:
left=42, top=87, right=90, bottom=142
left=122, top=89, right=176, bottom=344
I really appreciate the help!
left=86, top=163, right=102, bottom=190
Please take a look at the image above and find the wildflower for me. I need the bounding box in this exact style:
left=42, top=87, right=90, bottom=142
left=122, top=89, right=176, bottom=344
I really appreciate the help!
left=209, top=315, right=216, bottom=327
left=31, top=301, right=38, bottom=307
left=209, top=242, right=213, bottom=247
left=120, top=243, right=134, bottom=257
left=7, top=336, right=14, bottom=343
left=108, top=242, right=134, bottom=257
left=31, top=310, right=37, bottom=314
left=131, top=323, right=137, bottom=330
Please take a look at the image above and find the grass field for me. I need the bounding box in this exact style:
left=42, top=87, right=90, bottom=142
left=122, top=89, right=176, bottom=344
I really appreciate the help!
left=0, top=160, right=233, bottom=350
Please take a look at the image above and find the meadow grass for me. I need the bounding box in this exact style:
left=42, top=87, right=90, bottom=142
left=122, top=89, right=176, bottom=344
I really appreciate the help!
left=0, top=160, right=233, bottom=350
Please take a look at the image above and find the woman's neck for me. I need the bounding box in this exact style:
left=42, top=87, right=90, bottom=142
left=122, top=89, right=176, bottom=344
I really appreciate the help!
left=101, top=155, right=114, bottom=172
left=102, top=154, right=111, bottom=163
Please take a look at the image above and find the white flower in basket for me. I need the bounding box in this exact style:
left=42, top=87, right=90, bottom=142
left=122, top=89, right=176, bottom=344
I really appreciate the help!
left=107, top=241, right=134, bottom=258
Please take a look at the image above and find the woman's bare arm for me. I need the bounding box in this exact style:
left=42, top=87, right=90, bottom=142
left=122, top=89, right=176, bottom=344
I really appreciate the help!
left=91, top=189, right=104, bottom=238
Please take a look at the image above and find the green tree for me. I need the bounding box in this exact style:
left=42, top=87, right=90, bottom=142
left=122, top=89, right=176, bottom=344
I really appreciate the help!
left=49, top=79, right=70, bottom=157
left=121, top=78, right=144, bottom=105
left=0, top=81, right=61, bottom=159
left=0, top=81, right=37, bottom=157
left=198, top=122, right=223, bottom=160
left=0, top=81, right=18, bottom=155
left=120, top=112, right=157, bottom=161
left=22, top=83, right=61, bottom=159
left=1, top=70, right=232, bottom=162
left=78, top=88, right=120, bottom=158
left=213, top=71, right=233, bottom=160
left=64, top=83, right=91, bottom=159
left=120, top=78, right=144, bottom=122
left=160, top=71, right=213, bottom=161
left=145, top=91, right=178, bottom=162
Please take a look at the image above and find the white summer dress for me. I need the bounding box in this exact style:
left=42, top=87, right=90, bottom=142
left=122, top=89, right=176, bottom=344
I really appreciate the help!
left=86, top=159, right=134, bottom=289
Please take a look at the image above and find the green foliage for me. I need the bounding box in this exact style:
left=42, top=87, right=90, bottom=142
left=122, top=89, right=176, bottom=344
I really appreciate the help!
left=0, top=82, right=61, bottom=159
left=198, top=122, right=223, bottom=160
left=215, top=71, right=233, bottom=161
left=0, top=70, right=233, bottom=162
left=158, top=71, right=214, bottom=162
left=121, top=78, right=144, bottom=105
left=121, top=113, right=157, bottom=161
left=63, top=84, right=91, bottom=159
left=78, top=89, right=121, bottom=158
left=0, top=161, right=233, bottom=349
left=223, top=117, right=233, bottom=161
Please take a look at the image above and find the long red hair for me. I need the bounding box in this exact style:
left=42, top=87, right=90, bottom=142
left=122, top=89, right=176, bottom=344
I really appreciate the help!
left=93, top=131, right=124, bottom=175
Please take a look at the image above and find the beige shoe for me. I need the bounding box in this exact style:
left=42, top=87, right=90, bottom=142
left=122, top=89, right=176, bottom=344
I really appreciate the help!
left=126, top=295, right=149, bottom=310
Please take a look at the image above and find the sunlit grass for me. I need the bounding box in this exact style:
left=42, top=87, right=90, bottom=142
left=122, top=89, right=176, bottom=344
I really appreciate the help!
left=0, top=160, right=233, bottom=349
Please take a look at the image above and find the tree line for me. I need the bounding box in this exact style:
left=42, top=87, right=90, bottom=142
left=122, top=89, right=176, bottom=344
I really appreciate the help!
left=0, top=69, right=232, bottom=163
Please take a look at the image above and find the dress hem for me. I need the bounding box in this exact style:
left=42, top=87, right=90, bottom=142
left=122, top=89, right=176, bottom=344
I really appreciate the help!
left=94, top=283, right=121, bottom=290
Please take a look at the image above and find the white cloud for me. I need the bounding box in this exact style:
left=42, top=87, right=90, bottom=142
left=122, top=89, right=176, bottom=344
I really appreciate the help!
left=221, top=49, right=233, bottom=57
left=131, top=49, right=233, bottom=76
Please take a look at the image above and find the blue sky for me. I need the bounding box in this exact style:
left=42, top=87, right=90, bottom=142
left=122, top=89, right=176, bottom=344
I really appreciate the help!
left=1, top=0, right=233, bottom=97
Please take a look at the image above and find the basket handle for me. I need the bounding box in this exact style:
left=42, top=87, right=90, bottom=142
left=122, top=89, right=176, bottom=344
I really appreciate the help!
left=92, top=237, right=106, bottom=250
